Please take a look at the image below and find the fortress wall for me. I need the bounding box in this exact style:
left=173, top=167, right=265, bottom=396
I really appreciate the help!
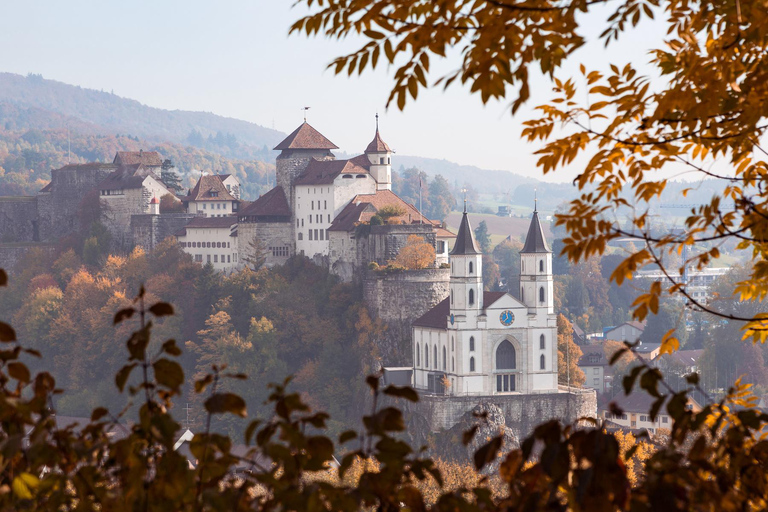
left=412, top=386, right=597, bottom=435
left=237, top=221, right=293, bottom=268
left=131, top=213, right=196, bottom=251
left=363, top=268, right=450, bottom=324
left=0, top=197, right=39, bottom=242
left=0, top=243, right=56, bottom=274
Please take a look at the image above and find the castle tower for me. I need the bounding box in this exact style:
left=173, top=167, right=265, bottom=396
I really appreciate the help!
left=149, top=196, right=160, bottom=215
left=520, top=201, right=553, bottom=315
left=364, top=115, right=392, bottom=190
left=449, top=204, right=483, bottom=323
left=274, top=121, right=338, bottom=209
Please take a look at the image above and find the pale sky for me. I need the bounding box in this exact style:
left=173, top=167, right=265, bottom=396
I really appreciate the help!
left=0, top=0, right=668, bottom=183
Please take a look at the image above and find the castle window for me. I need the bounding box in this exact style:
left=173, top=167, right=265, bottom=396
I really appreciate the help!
left=539, top=287, right=545, bottom=303
left=469, top=336, right=475, bottom=351
left=380, top=157, right=385, bottom=164
left=522, top=260, right=524, bottom=272
left=539, top=260, right=544, bottom=272
left=540, top=354, right=546, bottom=370
left=434, top=346, right=437, bottom=369
left=207, top=255, right=211, bottom=263
left=416, top=345, right=420, bottom=366
left=214, top=255, right=218, bottom=263
left=495, top=340, right=516, bottom=370
left=443, top=347, right=446, bottom=370
left=469, top=289, right=475, bottom=305
left=452, top=357, right=455, bottom=372
left=319, top=230, right=324, bottom=241
left=328, top=215, right=331, bottom=223
left=469, top=357, right=475, bottom=372
left=309, top=230, right=313, bottom=240
left=324, top=201, right=327, bottom=209
left=326, top=229, right=330, bottom=239
left=309, top=215, right=312, bottom=224
left=298, top=233, right=303, bottom=240
left=314, top=229, right=319, bottom=240
left=540, top=334, right=545, bottom=350
left=301, top=219, right=304, bottom=227
left=425, top=344, right=429, bottom=367
left=388, top=157, right=391, bottom=164
left=311, top=201, right=314, bottom=210
left=469, top=261, right=474, bottom=274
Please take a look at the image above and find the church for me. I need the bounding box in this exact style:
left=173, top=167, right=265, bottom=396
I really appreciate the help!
left=411, top=202, right=558, bottom=396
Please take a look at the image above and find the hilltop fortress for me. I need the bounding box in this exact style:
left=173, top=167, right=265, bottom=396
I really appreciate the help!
left=0, top=119, right=595, bottom=437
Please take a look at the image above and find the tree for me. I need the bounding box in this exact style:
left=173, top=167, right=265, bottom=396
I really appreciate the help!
left=160, top=159, right=184, bottom=194
left=242, top=235, right=267, bottom=271
left=556, top=314, right=585, bottom=387
left=159, top=193, right=184, bottom=213
left=393, top=234, right=435, bottom=269
left=377, top=204, right=407, bottom=223
left=474, top=221, right=492, bottom=254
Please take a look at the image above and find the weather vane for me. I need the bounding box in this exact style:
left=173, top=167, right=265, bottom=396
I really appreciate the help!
left=534, top=188, right=538, bottom=211
left=302, top=106, right=310, bottom=122
left=462, top=188, right=468, bottom=213
left=375, top=112, right=379, bottom=131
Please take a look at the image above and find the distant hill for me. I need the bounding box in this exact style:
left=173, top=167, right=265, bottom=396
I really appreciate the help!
left=0, top=73, right=285, bottom=159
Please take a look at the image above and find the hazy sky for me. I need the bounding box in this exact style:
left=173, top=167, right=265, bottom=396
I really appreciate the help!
left=0, top=1, right=667, bottom=182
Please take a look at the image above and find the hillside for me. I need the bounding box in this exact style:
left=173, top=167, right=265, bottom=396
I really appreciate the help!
left=0, top=73, right=284, bottom=159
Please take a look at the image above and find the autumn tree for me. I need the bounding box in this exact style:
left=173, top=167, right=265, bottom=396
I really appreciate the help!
left=242, top=235, right=267, bottom=271
left=556, top=314, right=585, bottom=387
left=474, top=221, right=492, bottom=254
left=377, top=204, right=407, bottom=223
left=393, top=234, right=435, bottom=269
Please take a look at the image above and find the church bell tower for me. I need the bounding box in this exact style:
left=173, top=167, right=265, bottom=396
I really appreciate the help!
left=520, top=199, right=553, bottom=315
left=449, top=200, right=483, bottom=323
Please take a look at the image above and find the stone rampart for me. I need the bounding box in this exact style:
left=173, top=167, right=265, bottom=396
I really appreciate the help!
left=364, top=268, right=450, bottom=324
left=409, top=386, right=597, bottom=436
left=0, top=243, right=56, bottom=273
left=0, top=197, right=39, bottom=243
left=131, top=213, right=197, bottom=251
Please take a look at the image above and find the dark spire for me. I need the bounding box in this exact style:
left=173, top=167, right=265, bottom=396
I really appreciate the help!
left=450, top=211, right=480, bottom=255
left=365, top=114, right=391, bottom=153
left=521, top=208, right=551, bottom=253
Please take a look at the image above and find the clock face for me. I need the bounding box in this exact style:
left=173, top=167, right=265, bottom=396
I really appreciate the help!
left=500, top=310, right=515, bottom=326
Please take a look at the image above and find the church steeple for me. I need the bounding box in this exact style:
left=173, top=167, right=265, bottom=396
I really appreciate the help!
left=365, top=114, right=392, bottom=190
left=449, top=203, right=483, bottom=318
left=519, top=200, right=553, bottom=313
left=450, top=208, right=480, bottom=255
left=521, top=207, right=551, bottom=254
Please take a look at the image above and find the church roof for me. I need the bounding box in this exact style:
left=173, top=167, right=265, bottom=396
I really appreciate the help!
left=274, top=122, right=338, bottom=151
left=238, top=186, right=291, bottom=218
left=114, top=151, right=163, bottom=167
left=183, top=174, right=237, bottom=202
left=413, top=292, right=506, bottom=329
left=365, top=129, right=390, bottom=153
left=294, top=158, right=369, bottom=186
left=329, top=189, right=436, bottom=232
left=449, top=211, right=480, bottom=255
left=520, top=210, right=551, bottom=253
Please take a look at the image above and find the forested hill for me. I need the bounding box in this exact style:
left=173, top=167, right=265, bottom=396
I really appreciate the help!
left=0, top=73, right=285, bottom=156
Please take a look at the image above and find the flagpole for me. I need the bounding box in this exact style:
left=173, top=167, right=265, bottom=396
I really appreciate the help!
left=419, top=175, right=423, bottom=224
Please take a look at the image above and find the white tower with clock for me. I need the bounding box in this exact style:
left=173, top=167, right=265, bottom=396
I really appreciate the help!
left=411, top=202, right=559, bottom=396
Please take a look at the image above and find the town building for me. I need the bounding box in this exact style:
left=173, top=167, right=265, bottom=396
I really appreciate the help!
left=181, top=174, right=242, bottom=217
left=577, top=346, right=613, bottom=394
left=635, top=267, right=729, bottom=303
left=604, top=321, right=645, bottom=343
left=601, top=392, right=701, bottom=433
left=175, top=216, right=239, bottom=272
left=412, top=203, right=558, bottom=396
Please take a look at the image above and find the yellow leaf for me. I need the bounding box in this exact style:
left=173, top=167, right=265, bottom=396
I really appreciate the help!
left=12, top=473, right=39, bottom=500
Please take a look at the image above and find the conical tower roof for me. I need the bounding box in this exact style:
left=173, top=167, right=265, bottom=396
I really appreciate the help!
left=274, top=122, right=338, bottom=151
left=450, top=210, right=480, bottom=255
left=365, top=129, right=390, bottom=153
left=521, top=208, right=551, bottom=253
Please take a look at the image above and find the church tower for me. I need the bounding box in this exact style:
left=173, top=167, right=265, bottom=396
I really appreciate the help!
left=449, top=203, right=483, bottom=324
left=364, top=115, right=392, bottom=190
left=520, top=201, right=553, bottom=315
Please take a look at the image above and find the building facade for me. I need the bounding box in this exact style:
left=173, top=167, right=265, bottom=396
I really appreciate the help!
left=412, top=205, right=558, bottom=396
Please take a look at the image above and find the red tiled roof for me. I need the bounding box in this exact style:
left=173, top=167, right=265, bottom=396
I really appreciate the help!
left=365, top=130, right=390, bottom=153
left=328, top=189, right=429, bottom=232
left=413, top=292, right=507, bottom=329
left=114, top=151, right=163, bottom=167
left=238, top=186, right=291, bottom=218
left=56, top=162, right=118, bottom=171
left=98, top=164, right=164, bottom=191
left=184, top=174, right=237, bottom=202
left=434, top=227, right=456, bottom=238
left=294, top=158, right=369, bottom=186
left=274, top=122, right=338, bottom=150
left=184, top=216, right=237, bottom=229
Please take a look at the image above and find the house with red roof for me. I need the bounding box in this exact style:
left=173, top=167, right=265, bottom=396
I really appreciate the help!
left=412, top=202, right=559, bottom=396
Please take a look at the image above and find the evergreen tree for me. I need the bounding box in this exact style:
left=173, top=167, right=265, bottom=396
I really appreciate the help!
left=474, top=221, right=491, bottom=253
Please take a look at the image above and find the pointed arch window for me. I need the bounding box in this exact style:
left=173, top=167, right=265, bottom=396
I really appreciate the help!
left=469, top=357, right=475, bottom=372
left=540, top=354, right=546, bottom=370
left=540, top=334, right=546, bottom=350
left=539, top=259, right=544, bottom=272
left=469, top=289, right=475, bottom=305
left=434, top=346, right=438, bottom=369
left=469, top=336, right=475, bottom=351
left=496, top=340, right=516, bottom=370
left=425, top=344, right=429, bottom=367
left=416, top=345, right=420, bottom=366
left=469, top=261, right=474, bottom=274
left=443, top=347, right=447, bottom=370
left=452, top=357, right=455, bottom=372
left=452, top=336, right=455, bottom=351
left=451, top=290, right=454, bottom=305
left=539, top=286, right=545, bottom=303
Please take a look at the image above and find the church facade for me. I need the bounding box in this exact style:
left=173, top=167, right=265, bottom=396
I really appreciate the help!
left=412, top=205, right=558, bottom=396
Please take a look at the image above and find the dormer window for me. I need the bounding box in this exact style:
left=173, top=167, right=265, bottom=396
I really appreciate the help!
left=211, top=191, right=218, bottom=197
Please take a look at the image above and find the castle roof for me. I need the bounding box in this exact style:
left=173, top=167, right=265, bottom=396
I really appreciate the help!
left=175, top=215, right=237, bottom=236
left=450, top=211, right=480, bottom=255
left=56, top=162, right=118, bottom=172
left=183, top=174, right=237, bottom=202
left=114, top=151, right=163, bottom=167
left=413, top=292, right=507, bottom=329
left=365, top=129, right=390, bottom=153
left=329, top=189, right=435, bottom=232
left=238, top=186, right=291, bottom=219
left=98, top=164, right=163, bottom=191
left=274, top=122, right=338, bottom=151
left=521, top=209, right=551, bottom=253
left=294, top=158, right=369, bottom=186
